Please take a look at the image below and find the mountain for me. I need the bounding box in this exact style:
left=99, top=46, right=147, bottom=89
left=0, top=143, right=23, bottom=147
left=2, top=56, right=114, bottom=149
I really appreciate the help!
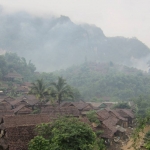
left=0, top=11, right=150, bottom=71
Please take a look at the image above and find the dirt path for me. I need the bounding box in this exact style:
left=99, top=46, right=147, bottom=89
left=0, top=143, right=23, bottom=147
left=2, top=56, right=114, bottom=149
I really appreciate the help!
left=121, top=126, right=150, bottom=150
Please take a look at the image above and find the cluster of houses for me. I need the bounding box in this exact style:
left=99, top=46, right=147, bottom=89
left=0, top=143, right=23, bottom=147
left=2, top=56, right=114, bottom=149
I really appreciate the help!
left=0, top=96, right=135, bottom=150
left=0, top=72, right=135, bottom=150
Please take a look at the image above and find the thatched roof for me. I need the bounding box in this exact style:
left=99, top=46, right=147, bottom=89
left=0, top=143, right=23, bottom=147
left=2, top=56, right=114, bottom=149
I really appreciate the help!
left=23, top=95, right=39, bottom=105
left=0, top=101, right=12, bottom=111
left=96, top=109, right=110, bottom=121
left=41, top=105, right=80, bottom=117
left=9, top=98, right=23, bottom=106
left=0, top=110, right=14, bottom=117
left=87, top=102, right=102, bottom=108
left=103, top=116, right=119, bottom=127
left=109, top=110, right=127, bottom=121
left=116, top=109, right=134, bottom=119
left=67, top=102, right=94, bottom=111
left=0, top=110, right=14, bottom=123
left=12, top=104, right=27, bottom=113
left=3, top=114, right=53, bottom=128
left=0, top=99, right=5, bottom=103
left=4, top=96, right=15, bottom=102
left=6, top=125, right=35, bottom=150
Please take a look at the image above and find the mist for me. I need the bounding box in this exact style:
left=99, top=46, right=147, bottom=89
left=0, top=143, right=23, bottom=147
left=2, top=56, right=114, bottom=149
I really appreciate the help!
left=0, top=8, right=150, bottom=72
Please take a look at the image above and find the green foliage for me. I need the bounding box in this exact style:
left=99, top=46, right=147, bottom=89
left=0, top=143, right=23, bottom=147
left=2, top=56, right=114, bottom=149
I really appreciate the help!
left=29, top=79, right=50, bottom=102
left=113, top=102, right=131, bottom=109
left=32, top=108, right=41, bottom=114
left=145, top=141, right=150, bottom=150
left=28, top=136, right=49, bottom=150
left=132, top=110, right=150, bottom=149
left=145, top=131, right=150, bottom=140
left=132, top=95, right=150, bottom=117
left=0, top=52, right=36, bottom=81
left=29, top=117, right=105, bottom=150
left=96, top=139, right=106, bottom=150
left=87, top=110, right=100, bottom=125
left=144, top=131, right=150, bottom=149
left=95, top=131, right=103, bottom=136
left=54, top=62, right=150, bottom=101
left=51, top=77, right=74, bottom=104
left=131, top=95, right=150, bottom=149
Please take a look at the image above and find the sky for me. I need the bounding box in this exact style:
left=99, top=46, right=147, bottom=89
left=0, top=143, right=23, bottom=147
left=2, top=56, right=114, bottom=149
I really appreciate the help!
left=0, top=0, right=150, bottom=47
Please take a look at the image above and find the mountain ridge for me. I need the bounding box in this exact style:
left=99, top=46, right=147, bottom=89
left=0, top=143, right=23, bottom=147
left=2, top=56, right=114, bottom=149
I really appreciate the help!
left=0, top=11, right=150, bottom=71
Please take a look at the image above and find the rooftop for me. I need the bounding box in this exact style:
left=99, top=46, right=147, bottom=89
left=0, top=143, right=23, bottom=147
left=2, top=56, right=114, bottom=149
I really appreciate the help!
left=3, top=114, right=53, bottom=128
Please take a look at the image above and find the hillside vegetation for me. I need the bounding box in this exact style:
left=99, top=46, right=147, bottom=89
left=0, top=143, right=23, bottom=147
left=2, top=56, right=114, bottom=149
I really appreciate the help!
left=1, top=53, right=150, bottom=102
left=54, top=62, right=150, bottom=101
left=0, top=52, right=36, bottom=81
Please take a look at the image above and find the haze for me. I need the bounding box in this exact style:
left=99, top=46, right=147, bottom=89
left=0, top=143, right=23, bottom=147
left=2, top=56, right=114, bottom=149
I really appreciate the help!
left=0, top=0, right=150, bottom=48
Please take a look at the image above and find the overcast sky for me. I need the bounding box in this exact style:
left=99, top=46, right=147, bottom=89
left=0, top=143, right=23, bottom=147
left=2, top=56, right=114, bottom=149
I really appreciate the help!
left=0, top=0, right=150, bottom=47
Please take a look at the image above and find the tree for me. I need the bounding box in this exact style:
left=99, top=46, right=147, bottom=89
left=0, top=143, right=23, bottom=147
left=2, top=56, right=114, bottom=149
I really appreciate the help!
left=29, top=79, right=50, bottom=102
left=113, top=102, right=131, bottom=109
left=0, top=55, right=7, bottom=77
left=87, top=110, right=100, bottom=125
left=51, top=77, right=74, bottom=105
left=144, top=131, right=150, bottom=150
left=29, top=117, right=105, bottom=150
left=28, top=136, right=49, bottom=150
left=132, top=113, right=150, bottom=149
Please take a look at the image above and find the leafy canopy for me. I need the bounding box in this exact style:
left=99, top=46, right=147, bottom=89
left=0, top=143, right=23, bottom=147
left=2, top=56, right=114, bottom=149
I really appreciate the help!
left=29, top=117, right=105, bottom=150
left=28, top=136, right=49, bottom=150
left=113, top=102, right=131, bottom=109
left=51, top=77, right=74, bottom=104
left=29, top=79, right=50, bottom=102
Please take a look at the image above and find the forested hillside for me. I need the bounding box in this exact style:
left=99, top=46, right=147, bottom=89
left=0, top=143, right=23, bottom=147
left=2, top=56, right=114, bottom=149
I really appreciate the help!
left=0, top=53, right=36, bottom=81
left=54, top=62, right=150, bottom=101
left=0, top=11, right=150, bottom=71
left=1, top=53, right=150, bottom=102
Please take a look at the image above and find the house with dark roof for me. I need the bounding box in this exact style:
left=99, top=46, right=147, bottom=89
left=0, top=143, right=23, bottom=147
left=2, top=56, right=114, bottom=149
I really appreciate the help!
left=41, top=105, right=80, bottom=117
left=41, top=105, right=56, bottom=114
left=61, top=102, right=94, bottom=115
left=96, top=109, right=110, bottom=121
left=59, top=101, right=71, bottom=107
left=6, top=125, right=35, bottom=150
left=3, top=114, right=53, bottom=128
left=0, top=99, right=13, bottom=110
left=87, top=102, right=102, bottom=110
left=0, top=110, right=14, bottom=117
left=4, top=97, right=15, bottom=102
left=55, top=106, right=80, bottom=117
left=23, top=95, right=39, bottom=105
left=116, top=109, right=134, bottom=127
left=12, top=104, right=32, bottom=115
left=8, top=97, right=26, bottom=108
left=94, top=109, right=127, bottom=147
left=108, top=109, right=128, bottom=128
left=2, top=114, right=54, bottom=149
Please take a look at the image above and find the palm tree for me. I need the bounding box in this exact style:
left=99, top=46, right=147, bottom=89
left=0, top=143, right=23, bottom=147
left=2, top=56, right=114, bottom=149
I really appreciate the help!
left=29, top=79, right=50, bottom=103
left=51, top=77, right=74, bottom=105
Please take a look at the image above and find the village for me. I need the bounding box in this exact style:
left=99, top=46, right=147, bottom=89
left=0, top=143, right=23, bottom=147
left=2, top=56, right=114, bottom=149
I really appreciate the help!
left=0, top=72, right=136, bottom=150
